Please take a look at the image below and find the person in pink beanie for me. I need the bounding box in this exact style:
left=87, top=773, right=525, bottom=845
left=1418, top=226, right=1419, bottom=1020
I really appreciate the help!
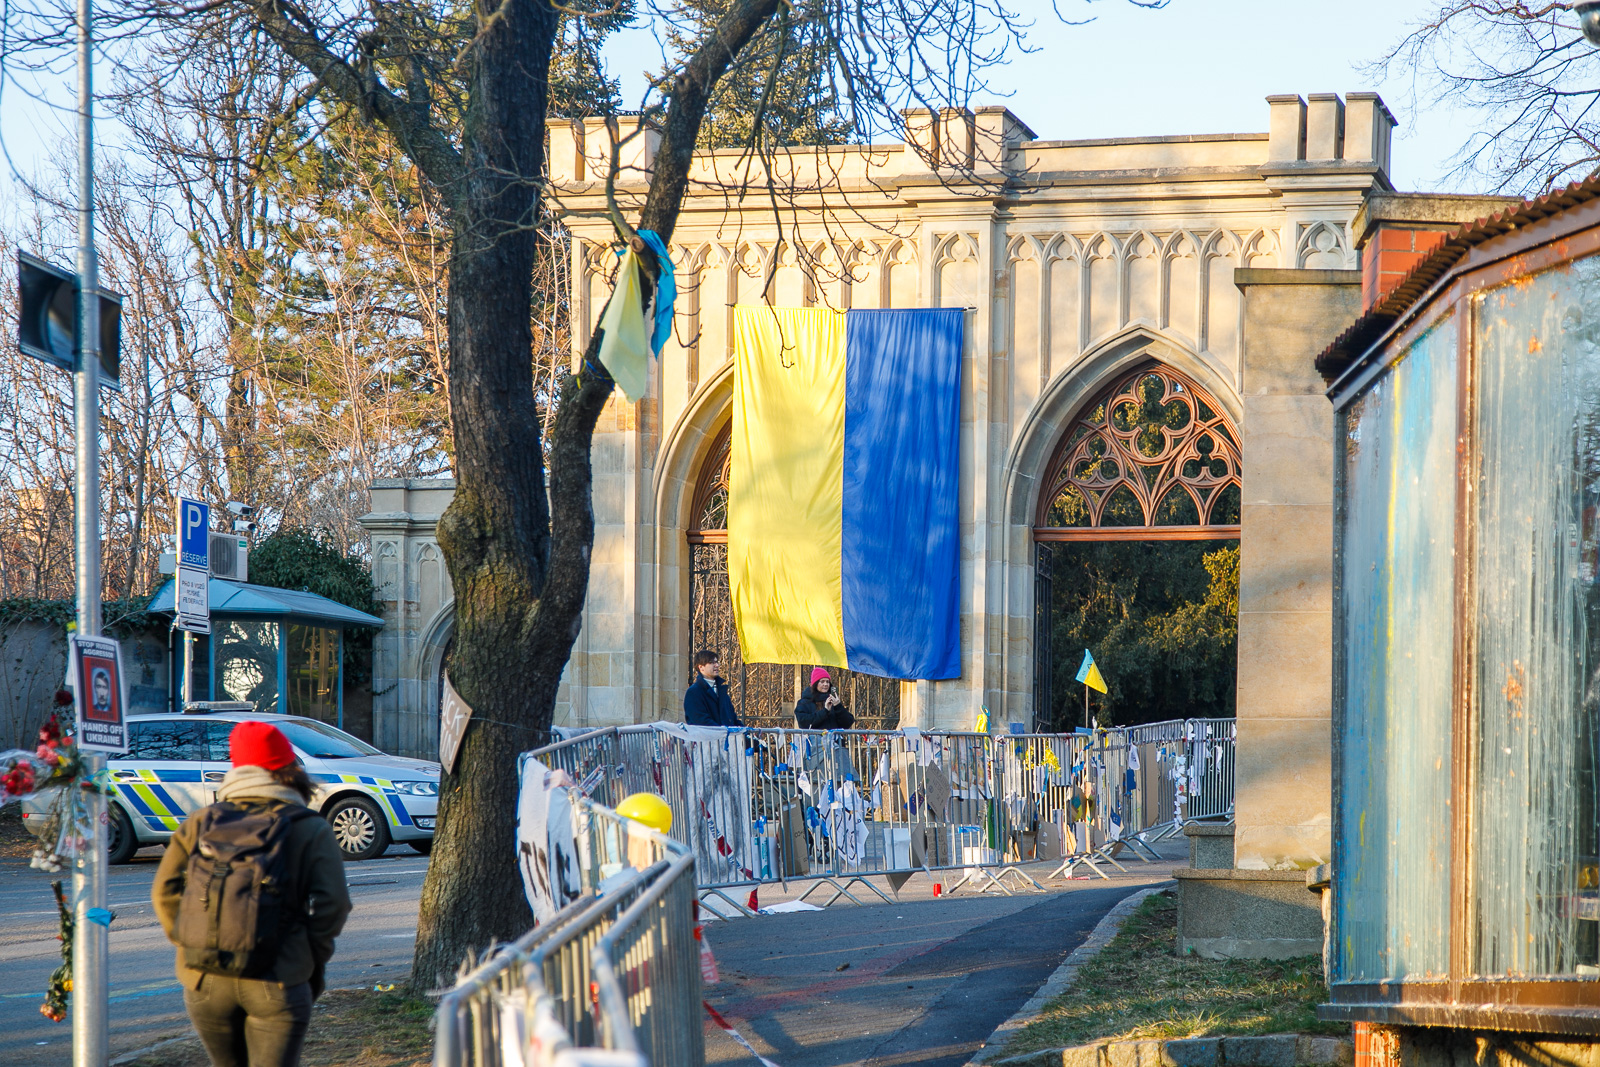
left=794, top=668, right=854, bottom=730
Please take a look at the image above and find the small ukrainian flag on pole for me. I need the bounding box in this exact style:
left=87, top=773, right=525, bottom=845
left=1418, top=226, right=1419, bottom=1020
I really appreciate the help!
left=1075, top=650, right=1108, bottom=729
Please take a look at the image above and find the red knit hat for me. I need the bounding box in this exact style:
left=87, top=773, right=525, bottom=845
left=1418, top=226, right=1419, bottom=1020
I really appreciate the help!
left=810, top=667, right=831, bottom=686
left=230, top=721, right=297, bottom=771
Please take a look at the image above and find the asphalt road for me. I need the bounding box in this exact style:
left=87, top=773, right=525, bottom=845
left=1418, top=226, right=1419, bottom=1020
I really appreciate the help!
left=0, top=842, right=428, bottom=1066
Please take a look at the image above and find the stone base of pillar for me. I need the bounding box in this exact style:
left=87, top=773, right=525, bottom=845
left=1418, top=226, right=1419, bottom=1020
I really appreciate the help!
left=1173, top=867, right=1323, bottom=960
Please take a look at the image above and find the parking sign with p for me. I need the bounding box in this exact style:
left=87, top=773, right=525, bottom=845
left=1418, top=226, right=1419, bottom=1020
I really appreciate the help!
left=179, top=497, right=210, bottom=569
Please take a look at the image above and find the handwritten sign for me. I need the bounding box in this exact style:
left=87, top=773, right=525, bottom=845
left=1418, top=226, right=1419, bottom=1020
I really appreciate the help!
left=439, top=671, right=473, bottom=773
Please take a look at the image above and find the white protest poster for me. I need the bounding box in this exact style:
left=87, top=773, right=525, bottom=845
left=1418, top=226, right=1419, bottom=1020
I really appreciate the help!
left=516, top=756, right=585, bottom=925
left=545, top=783, right=584, bottom=912
left=439, top=671, right=473, bottom=773
left=652, top=724, right=756, bottom=884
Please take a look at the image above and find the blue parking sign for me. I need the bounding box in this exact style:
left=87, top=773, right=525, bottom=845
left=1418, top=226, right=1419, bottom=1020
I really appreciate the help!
left=178, top=497, right=210, bottom=568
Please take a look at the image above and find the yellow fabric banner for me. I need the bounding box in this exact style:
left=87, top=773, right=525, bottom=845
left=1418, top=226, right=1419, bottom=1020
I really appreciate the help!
left=730, top=306, right=848, bottom=666
left=595, top=249, right=651, bottom=403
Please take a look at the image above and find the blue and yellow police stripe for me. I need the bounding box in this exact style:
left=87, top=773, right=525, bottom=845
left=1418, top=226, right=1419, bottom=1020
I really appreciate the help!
left=111, top=769, right=193, bottom=831
left=310, top=773, right=415, bottom=828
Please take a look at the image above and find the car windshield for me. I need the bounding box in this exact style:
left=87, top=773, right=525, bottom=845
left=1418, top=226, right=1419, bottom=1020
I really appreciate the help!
left=273, top=719, right=383, bottom=759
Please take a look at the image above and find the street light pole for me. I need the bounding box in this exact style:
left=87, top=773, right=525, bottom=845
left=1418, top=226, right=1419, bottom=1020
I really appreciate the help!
left=71, top=0, right=108, bottom=1057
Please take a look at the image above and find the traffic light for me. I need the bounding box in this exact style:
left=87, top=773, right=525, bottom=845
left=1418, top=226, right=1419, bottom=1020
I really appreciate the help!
left=17, top=251, right=122, bottom=389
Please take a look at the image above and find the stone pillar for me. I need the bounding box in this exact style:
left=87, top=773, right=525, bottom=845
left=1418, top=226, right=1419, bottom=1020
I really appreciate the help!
left=1231, top=269, right=1362, bottom=871
left=358, top=478, right=457, bottom=760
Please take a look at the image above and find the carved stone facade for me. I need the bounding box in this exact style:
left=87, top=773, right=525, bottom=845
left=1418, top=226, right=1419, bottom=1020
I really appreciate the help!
left=364, top=92, right=1395, bottom=871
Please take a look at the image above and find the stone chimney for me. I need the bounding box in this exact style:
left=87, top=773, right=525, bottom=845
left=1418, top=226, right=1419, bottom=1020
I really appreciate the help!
left=1266, top=92, right=1395, bottom=173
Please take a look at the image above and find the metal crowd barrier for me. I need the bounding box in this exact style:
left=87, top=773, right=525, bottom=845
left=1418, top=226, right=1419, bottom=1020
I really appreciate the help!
left=433, top=794, right=702, bottom=1067
left=532, top=717, right=1234, bottom=910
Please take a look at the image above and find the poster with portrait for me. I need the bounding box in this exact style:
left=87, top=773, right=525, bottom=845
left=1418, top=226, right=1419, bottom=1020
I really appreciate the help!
left=72, top=634, right=128, bottom=753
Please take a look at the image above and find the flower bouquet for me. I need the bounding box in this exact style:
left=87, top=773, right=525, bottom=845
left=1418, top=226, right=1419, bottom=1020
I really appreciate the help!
left=1, top=691, right=108, bottom=873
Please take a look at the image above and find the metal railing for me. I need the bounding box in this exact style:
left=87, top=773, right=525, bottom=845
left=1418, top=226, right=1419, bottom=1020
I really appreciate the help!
left=534, top=717, right=1234, bottom=907
left=433, top=791, right=702, bottom=1067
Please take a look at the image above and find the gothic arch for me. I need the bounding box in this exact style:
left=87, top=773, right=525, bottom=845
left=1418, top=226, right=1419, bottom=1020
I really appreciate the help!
left=1034, top=363, right=1242, bottom=538
left=995, top=330, right=1243, bottom=725
left=1003, top=329, right=1242, bottom=532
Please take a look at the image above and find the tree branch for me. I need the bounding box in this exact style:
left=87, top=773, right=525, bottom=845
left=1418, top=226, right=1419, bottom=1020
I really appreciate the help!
left=243, top=0, right=468, bottom=205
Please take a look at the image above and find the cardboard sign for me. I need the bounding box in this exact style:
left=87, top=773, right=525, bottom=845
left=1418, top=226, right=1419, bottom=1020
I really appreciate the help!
left=439, top=671, right=473, bottom=773
left=72, top=635, right=128, bottom=753
left=516, top=756, right=584, bottom=925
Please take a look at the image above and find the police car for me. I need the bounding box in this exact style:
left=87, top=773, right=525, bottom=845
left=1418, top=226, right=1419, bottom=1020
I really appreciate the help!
left=24, top=711, right=439, bottom=862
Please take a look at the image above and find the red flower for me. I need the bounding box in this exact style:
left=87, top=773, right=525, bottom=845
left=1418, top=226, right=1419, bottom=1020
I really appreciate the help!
left=2, top=762, right=36, bottom=797
left=53, top=690, right=72, bottom=708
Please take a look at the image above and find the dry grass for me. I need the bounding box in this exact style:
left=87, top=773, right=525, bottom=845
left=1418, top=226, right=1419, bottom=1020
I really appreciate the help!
left=1002, top=890, right=1346, bottom=1058
left=120, top=988, right=435, bottom=1067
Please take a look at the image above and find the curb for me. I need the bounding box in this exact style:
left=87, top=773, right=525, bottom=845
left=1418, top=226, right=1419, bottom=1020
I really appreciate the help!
left=987, top=1034, right=1355, bottom=1067
left=966, top=882, right=1172, bottom=1066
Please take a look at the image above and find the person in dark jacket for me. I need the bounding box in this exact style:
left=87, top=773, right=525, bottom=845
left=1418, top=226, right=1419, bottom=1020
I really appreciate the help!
left=684, top=649, right=742, bottom=727
left=153, top=722, right=352, bottom=1067
left=795, top=668, right=855, bottom=730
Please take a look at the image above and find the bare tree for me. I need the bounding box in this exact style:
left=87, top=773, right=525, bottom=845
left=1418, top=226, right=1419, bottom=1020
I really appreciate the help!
left=0, top=160, right=225, bottom=601
left=1375, top=2, right=1600, bottom=193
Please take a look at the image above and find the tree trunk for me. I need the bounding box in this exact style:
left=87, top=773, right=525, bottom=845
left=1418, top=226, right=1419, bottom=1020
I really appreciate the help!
left=409, top=0, right=565, bottom=992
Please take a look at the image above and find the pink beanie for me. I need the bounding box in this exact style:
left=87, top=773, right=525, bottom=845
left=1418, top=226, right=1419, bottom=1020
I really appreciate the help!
left=810, top=667, right=831, bottom=686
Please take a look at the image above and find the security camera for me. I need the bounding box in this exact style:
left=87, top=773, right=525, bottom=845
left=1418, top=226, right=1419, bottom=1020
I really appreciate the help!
left=225, top=501, right=255, bottom=518
left=1579, top=1, right=1600, bottom=46
left=231, top=519, right=257, bottom=533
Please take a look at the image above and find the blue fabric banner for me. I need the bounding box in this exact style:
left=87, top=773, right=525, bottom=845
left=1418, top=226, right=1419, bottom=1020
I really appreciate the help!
left=839, top=308, right=964, bottom=679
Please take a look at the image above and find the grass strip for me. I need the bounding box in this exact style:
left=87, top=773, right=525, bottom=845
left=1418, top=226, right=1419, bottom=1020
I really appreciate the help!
left=121, top=988, right=434, bottom=1067
left=1002, top=889, right=1345, bottom=1058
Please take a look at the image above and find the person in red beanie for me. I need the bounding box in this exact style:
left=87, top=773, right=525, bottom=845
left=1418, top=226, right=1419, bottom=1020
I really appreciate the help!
left=152, top=722, right=351, bottom=1067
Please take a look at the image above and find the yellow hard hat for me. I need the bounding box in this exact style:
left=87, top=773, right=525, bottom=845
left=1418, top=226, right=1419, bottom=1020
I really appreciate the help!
left=616, top=792, right=673, bottom=834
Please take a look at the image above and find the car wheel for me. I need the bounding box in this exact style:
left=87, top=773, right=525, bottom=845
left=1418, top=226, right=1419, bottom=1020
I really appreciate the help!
left=107, top=804, right=138, bottom=865
left=409, top=838, right=432, bottom=856
left=326, top=796, right=391, bottom=861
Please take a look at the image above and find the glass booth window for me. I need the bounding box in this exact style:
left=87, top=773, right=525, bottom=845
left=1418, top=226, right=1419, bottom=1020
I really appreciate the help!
left=1471, top=259, right=1600, bottom=978
left=215, top=620, right=279, bottom=711
left=1336, top=316, right=1458, bottom=982
left=287, top=624, right=340, bottom=724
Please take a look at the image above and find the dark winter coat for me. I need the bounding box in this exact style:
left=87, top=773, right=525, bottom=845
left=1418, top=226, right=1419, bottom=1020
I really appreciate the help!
left=152, top=767, right=351, bottom=996
left=684, top=675, right=742, bottom=727
left=795, top=685, right=854, bottom=731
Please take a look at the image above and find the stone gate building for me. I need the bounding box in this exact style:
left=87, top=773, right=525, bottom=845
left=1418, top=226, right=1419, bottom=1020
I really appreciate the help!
left=364, top=92, right=1401, bottom=873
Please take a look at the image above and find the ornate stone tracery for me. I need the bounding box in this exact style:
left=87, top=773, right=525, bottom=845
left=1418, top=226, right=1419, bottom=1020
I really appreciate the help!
left=1036, top=362, right=1242, bottom=539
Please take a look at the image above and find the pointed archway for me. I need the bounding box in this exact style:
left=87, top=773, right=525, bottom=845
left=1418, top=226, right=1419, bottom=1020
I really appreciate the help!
left=1032, top=361, right=1242, bottom=729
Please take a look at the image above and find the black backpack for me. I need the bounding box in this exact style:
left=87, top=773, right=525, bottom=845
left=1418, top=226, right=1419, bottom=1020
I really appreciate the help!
left=175, top=800, right=315, bottom=978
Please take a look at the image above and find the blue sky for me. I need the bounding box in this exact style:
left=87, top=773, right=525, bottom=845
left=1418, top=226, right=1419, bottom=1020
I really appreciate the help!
left=596, top=0, right=1477, bottom=192
left=0, top=0, right=1482, bottom=198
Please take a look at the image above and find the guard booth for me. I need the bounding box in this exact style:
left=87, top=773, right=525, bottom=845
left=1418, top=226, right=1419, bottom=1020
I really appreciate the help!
left=1318, top=182, right=1600, bottom=1049
left=147, top=577, right=384, bottom=730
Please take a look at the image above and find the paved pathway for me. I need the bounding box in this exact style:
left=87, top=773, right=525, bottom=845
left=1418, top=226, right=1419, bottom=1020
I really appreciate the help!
left=702, top=853, right=1182, bottom=1067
